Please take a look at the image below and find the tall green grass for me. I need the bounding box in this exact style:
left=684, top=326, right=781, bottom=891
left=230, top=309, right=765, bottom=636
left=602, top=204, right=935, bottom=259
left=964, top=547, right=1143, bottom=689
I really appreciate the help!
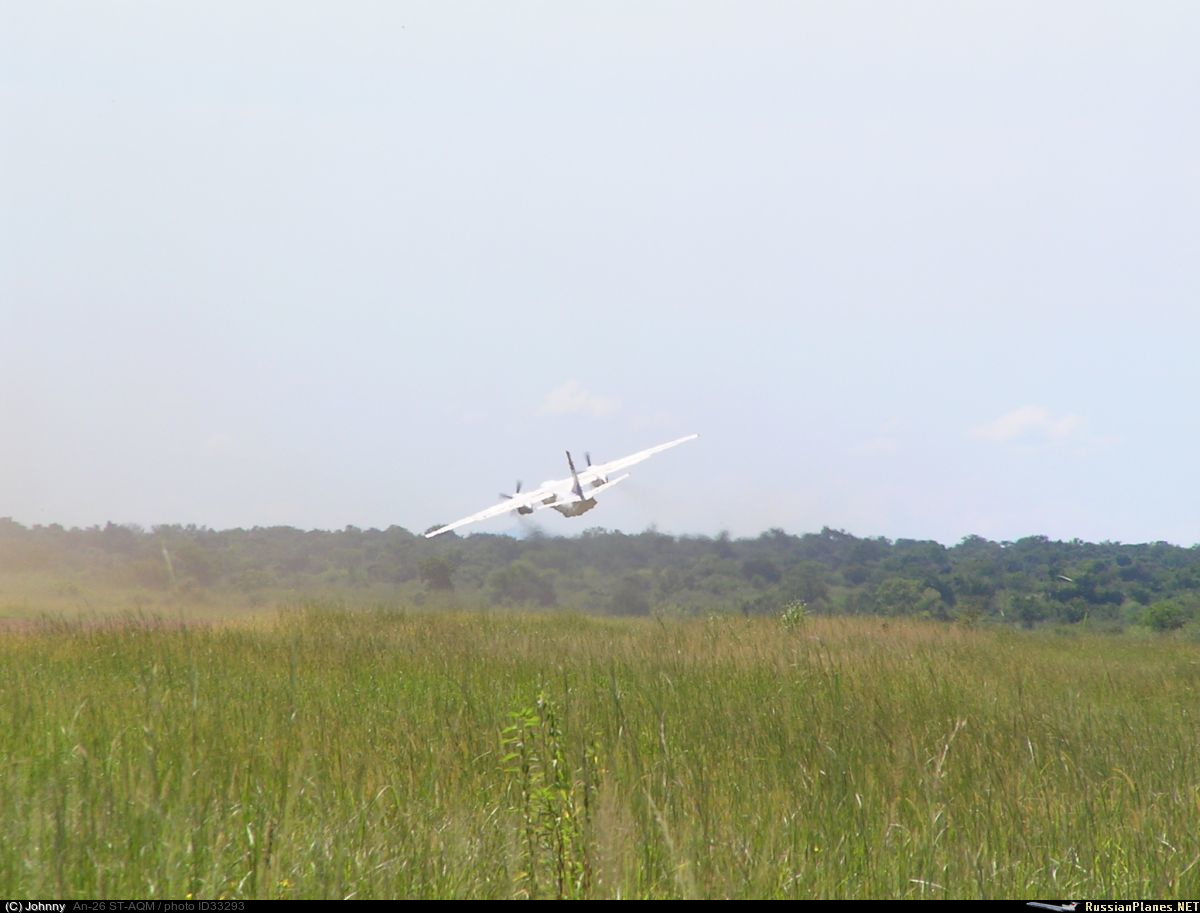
left=1, top=606, right=1197, bottom=898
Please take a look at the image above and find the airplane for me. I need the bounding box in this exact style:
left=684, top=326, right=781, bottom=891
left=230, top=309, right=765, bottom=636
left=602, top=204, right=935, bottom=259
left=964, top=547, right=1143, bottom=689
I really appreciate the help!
left=1026, top=903, right=1078, bottom=911
left=423, top=434, right=699, bottom=538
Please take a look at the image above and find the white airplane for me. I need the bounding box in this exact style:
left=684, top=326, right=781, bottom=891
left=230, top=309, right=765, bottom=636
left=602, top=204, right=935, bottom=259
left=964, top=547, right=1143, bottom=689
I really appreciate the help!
left=423, top=434, right=699, bottom=538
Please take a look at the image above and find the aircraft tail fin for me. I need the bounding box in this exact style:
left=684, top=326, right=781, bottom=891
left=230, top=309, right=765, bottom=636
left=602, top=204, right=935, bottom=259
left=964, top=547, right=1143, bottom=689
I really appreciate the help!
left=565, top=451, right=585, bottom=500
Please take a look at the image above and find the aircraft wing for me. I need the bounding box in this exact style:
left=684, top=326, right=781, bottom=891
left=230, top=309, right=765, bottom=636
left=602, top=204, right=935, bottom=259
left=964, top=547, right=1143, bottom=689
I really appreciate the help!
left=582, top=434, right=699, bottom=481
left=424, top=487, right=552, bottom=538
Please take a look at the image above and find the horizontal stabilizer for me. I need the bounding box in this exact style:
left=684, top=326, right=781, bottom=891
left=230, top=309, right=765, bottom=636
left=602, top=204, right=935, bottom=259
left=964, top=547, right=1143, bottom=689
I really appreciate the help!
left=589, top=473, right=631, bottom=497
left=534, top=473, right=631, bottom=510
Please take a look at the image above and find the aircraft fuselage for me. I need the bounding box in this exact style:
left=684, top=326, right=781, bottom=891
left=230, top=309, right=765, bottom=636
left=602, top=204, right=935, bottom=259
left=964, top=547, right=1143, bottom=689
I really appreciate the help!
left=551, top=497, right=598, bottom=518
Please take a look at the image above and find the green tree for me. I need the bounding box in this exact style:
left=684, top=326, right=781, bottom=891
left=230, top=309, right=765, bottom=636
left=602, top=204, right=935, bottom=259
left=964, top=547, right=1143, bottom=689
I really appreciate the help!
left=491, top=561, right=557, bottom=607
left=608, top=574, right=651, bottom=616
left=1142, top=600, right=1188, bottom=632
left=419, top=557, right=455, bottom=591
left=872, top=578, right=925, bottom=616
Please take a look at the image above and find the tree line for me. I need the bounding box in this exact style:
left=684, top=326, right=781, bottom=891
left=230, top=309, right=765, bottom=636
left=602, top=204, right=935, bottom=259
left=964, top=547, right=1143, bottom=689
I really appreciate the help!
left=1, top=517, right=1198, bottom=630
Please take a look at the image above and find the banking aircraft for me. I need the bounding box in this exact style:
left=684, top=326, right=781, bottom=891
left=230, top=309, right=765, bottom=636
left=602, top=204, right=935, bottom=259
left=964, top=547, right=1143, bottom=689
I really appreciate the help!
left=423, top=434, right=699, bottom=538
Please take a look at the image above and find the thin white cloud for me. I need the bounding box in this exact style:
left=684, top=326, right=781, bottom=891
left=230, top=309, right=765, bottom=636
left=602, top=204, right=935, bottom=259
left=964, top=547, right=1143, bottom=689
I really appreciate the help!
left=538, top=380, right=619, bottom=418
left=861, top=417, right=902, bottom=454
left=970, top=405, right=1083, bottom=442
left=203, top=431, right=239, bottom=456
left=861, top=435, right=899, bottom=455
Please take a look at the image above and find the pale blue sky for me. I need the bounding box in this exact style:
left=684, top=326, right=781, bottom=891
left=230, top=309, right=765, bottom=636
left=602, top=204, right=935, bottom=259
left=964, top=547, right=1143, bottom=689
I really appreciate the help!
left=3, top=2, right=1198, bottom=544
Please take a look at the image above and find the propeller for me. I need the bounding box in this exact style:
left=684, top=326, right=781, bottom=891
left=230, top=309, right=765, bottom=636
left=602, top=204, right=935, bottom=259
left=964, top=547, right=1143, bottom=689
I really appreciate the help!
left=585, top=451, right=605, bottom=489
left=499, top=480, right=523, bottom=500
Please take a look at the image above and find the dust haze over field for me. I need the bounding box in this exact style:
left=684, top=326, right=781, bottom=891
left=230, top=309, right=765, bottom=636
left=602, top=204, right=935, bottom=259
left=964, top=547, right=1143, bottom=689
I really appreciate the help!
left=4, top=2, right=1200, bottom=545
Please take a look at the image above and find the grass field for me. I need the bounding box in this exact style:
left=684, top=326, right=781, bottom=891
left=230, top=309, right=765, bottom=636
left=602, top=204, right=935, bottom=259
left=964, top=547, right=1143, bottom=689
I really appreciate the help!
left=1, top=605, right=1198, bottom=898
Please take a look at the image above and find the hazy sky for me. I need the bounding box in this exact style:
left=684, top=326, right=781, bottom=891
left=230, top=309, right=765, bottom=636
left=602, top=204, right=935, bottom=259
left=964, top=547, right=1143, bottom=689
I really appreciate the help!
left=4, top=2, right=1199, bottom=544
